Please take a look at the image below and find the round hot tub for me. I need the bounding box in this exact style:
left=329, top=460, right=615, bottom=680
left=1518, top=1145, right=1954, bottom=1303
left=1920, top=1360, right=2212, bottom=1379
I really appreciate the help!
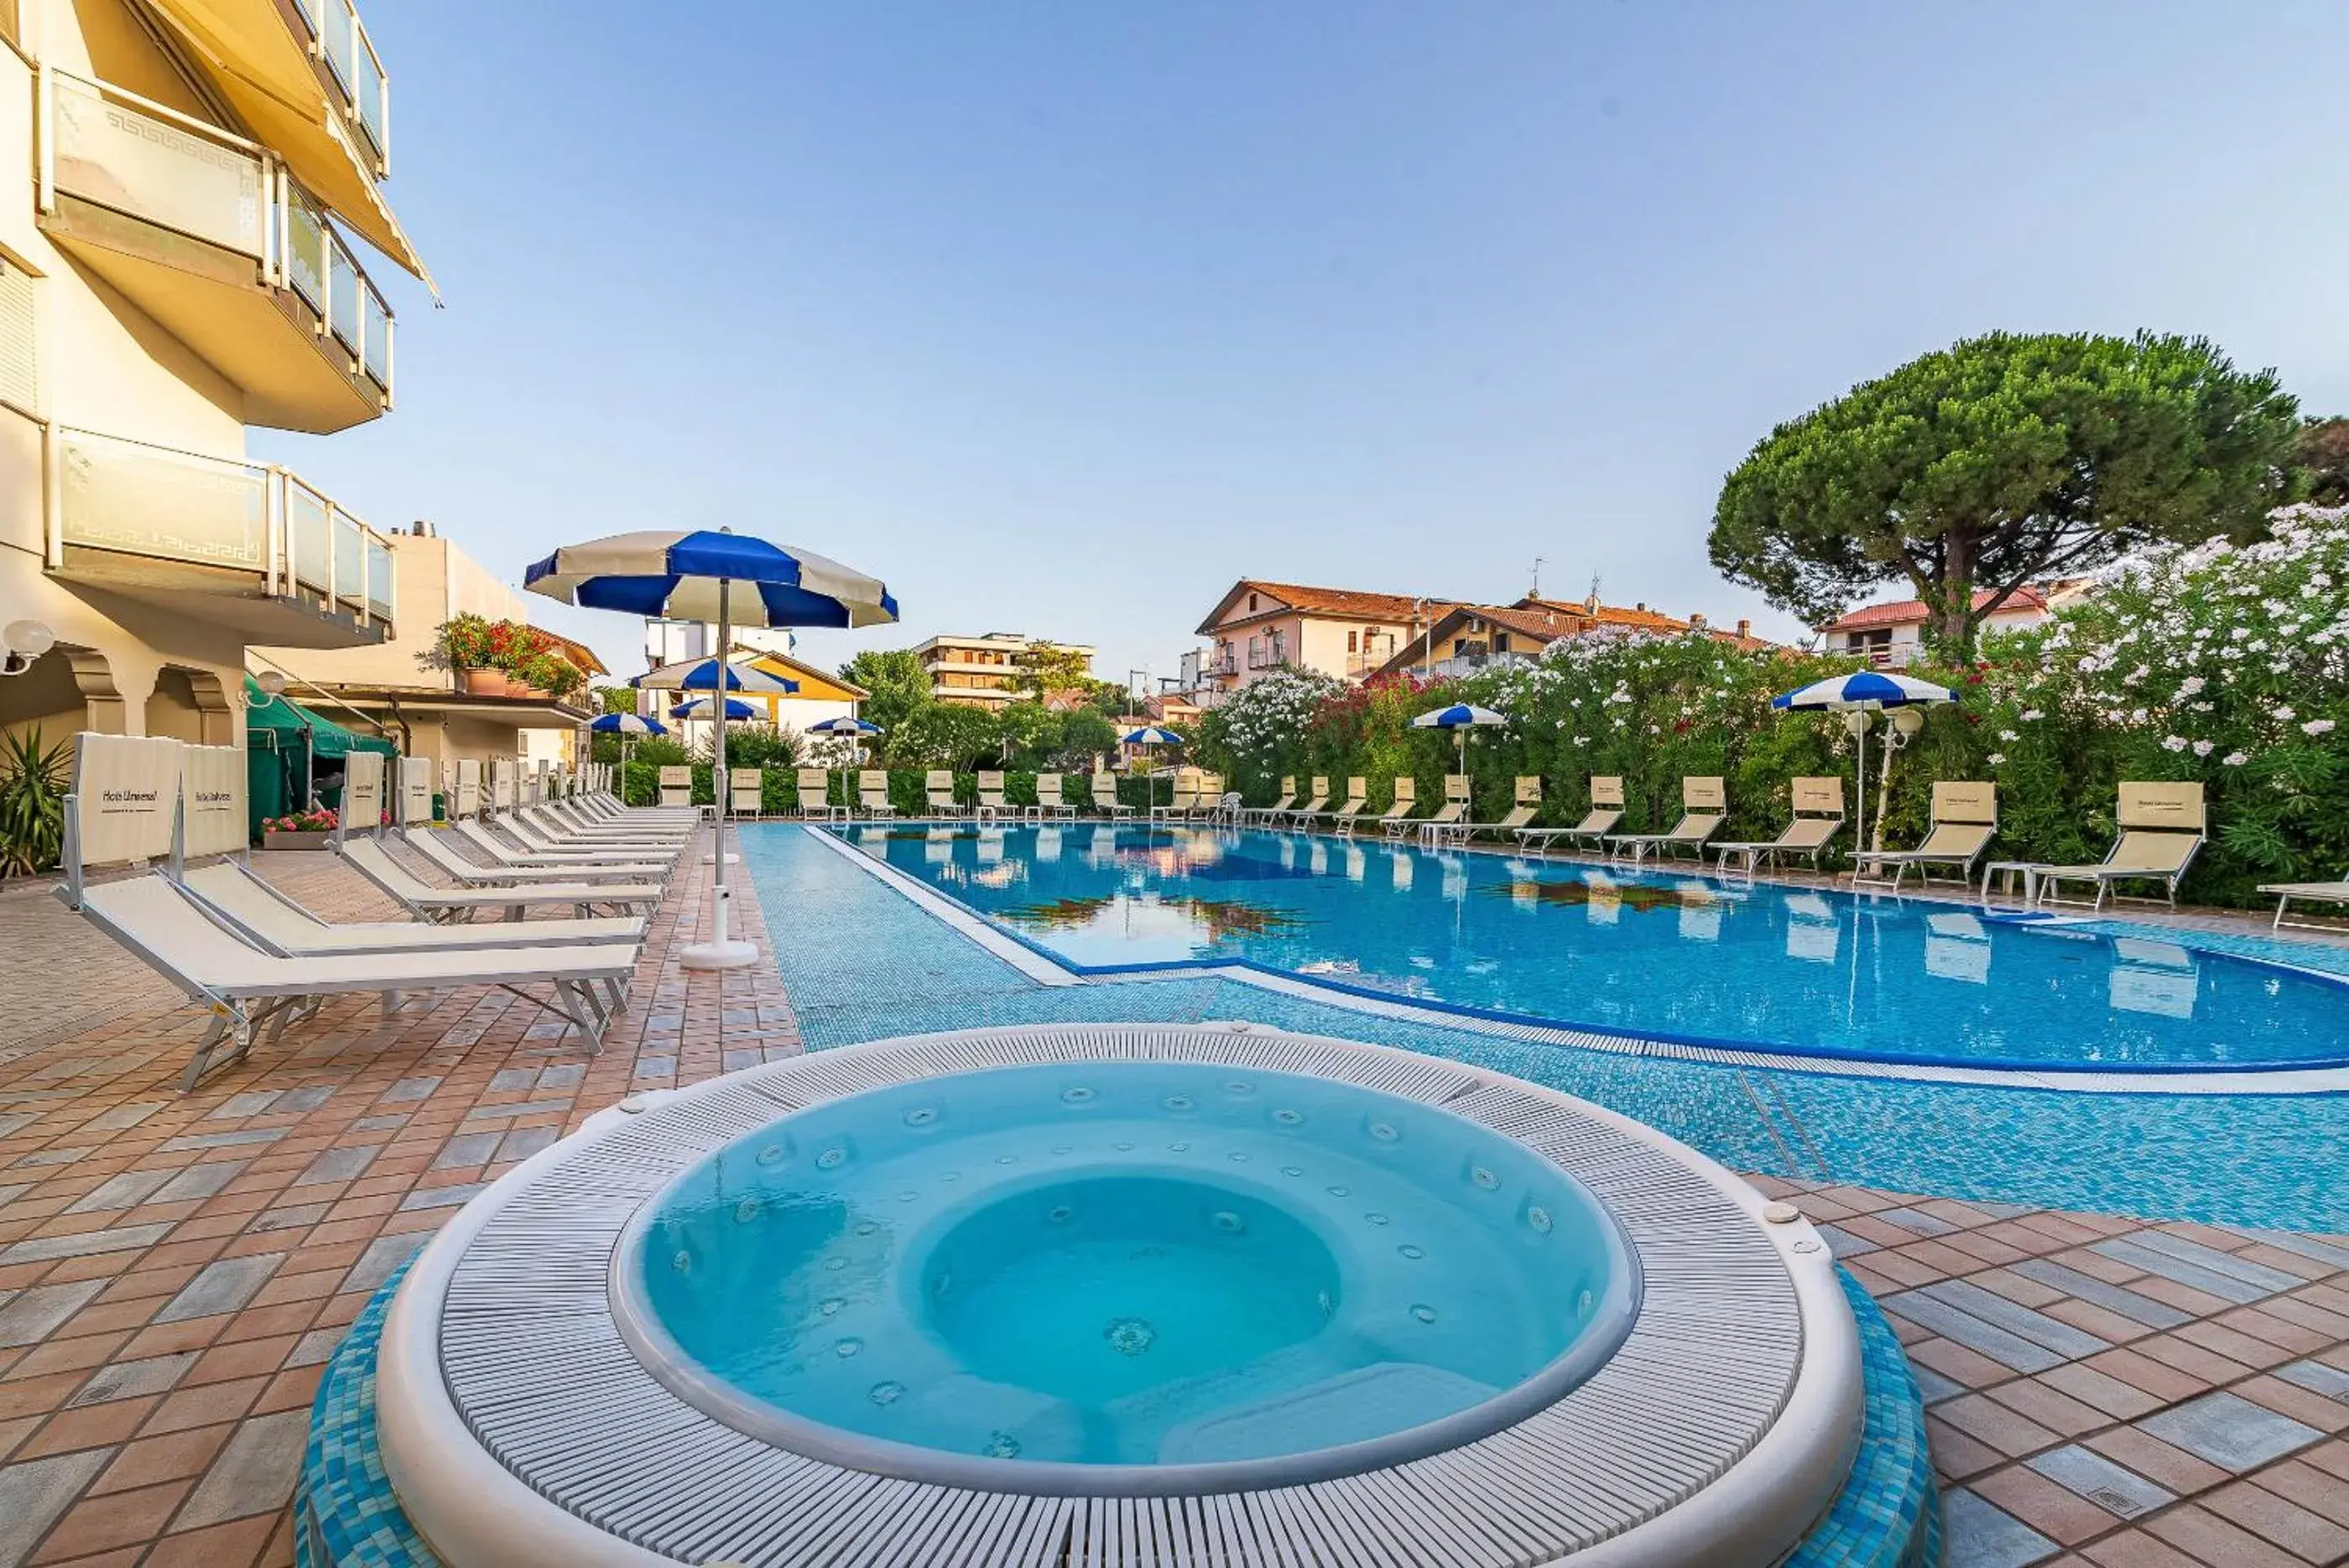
left=615, top=1061, right=1638, bottom=1490
left=376, top=1025, right=1864, bottom=1568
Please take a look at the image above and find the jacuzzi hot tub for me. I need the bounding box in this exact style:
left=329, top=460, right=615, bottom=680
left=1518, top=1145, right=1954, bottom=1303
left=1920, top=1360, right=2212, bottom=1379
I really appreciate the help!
left=615, top=1060, right=1638, bottom=1492
left=377, top=1025, right=1863, bottom=1567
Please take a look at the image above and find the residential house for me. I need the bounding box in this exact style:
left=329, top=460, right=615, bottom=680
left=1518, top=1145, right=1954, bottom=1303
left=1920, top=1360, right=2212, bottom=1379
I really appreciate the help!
left=915, top=632, right=1095, bottom=710
left=0, top=0, right=421, bottom=758
left=635, top=647, right=867, bottom=752
left=1819, top=581, right=2092, bottom=667
left=253, top=524, right=597, bottom=774
left=1374, top=596, right=1768, bottom=679
left=1190, top=581, right=1456, bottom=698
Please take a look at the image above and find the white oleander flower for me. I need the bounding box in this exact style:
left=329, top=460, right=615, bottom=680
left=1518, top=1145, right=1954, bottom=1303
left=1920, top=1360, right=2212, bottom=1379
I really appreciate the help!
left=2304, top=719, right=2336, bottom=737
left=2162, top=736, right=2188, bottom=753
left=1987, top=753, right=2006, bottom=765
left=2192, top=739, right=2214, bottom=757
left=2223, top=751, right=2250, bottom=766
left=2276, top=706, right=2297, bottom=721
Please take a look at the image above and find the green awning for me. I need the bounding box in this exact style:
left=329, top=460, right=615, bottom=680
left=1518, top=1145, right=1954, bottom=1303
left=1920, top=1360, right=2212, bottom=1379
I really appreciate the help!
left=242, top=677, right=397, bottom=759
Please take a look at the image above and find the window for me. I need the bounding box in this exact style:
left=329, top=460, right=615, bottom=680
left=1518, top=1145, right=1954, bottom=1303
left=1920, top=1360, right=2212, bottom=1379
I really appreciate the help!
left=1494, top=633, right=1511, bottom=653
left=0, top=259, right=35, bottom=413
left=1247, top=593, right=1258, bottom=612
left=1346, top=629, right=1357, bottom=653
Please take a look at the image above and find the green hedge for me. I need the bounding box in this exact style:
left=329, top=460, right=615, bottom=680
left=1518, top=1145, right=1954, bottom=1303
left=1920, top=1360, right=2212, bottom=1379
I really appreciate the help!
left=612, top=764, right=1166, bottom=814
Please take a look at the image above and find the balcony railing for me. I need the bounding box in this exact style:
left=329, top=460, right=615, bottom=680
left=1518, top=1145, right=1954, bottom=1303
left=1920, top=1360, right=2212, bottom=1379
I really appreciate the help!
left=40, top=70, right=393, bottom=399
left=291, top=0, right=390, bottom=173
left=44, top=425, right=394, bottom=630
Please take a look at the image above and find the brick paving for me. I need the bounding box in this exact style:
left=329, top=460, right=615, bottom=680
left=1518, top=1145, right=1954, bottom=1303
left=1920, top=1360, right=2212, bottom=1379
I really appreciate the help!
left=0, top=842, right=2343, bottom=1565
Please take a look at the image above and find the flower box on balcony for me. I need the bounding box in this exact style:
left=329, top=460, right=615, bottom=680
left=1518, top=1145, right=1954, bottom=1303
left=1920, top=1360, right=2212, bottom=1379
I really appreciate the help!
left=461, top=668, right=509, bottom=696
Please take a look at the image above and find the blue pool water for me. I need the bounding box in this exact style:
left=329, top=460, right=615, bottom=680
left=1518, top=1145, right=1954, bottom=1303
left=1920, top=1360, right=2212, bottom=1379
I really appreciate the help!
left=625, top=1062, right=1633, bottom=1486
left=842, top=824, right=2349, bottom=1071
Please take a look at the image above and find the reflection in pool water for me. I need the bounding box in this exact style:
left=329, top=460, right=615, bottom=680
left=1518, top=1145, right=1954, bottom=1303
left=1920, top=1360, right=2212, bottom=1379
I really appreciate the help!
left=845, top=823, right=2349, bottom=1071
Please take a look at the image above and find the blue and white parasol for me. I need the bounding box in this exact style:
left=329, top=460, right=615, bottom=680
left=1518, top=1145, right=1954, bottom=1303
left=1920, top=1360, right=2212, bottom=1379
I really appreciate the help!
left=670, top=696, right=759, bottom=721
left=525, top=526, right=896, bottom=972
left=1411, top=702, right=1506, bottom=767
left=588, top=711, right=666, bottom=736
left=669, top=659, right=799, bottom=695
left=1770, top=671, right=1953, bottom=711
left=806, top=716, right=884, bottom=810
left=524, top=530, right=898, bottom=629
left=1121, top=726, right=1182, bottom=747
left=1771, top=671, right=1956, bottom=851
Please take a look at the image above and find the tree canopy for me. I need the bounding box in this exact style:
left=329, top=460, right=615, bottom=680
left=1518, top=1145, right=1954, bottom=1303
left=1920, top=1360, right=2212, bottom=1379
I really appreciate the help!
left=1710, top=331, right=2301, bottom=654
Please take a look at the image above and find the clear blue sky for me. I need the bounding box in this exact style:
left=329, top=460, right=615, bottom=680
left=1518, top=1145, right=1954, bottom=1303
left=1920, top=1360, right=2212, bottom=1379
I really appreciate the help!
left=253, top=1, right=2349, bottom=690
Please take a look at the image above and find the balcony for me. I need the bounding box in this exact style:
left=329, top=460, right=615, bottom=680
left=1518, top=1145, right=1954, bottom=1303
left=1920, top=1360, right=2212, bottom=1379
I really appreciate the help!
left=291, top=0, right=392, bottom=173
left=37, top=70, right=393, bottom=433
left=39, top=423, right=394, bottom=649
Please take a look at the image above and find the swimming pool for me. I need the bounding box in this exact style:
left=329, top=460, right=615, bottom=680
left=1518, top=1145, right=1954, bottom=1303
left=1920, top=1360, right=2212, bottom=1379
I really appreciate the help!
left=840, top=823, right=2349, bottom=1072
left=618, top=1060, right=1637, bottom=1490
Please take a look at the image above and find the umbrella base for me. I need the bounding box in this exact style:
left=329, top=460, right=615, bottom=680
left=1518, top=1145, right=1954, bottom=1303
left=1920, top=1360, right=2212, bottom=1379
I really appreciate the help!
left=680, top=940, right=759, bottom=972
left=701, top=852, right=742, bottom=865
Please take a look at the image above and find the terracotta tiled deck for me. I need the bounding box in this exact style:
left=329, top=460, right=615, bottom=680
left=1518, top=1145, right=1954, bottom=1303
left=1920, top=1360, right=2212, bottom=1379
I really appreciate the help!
left=0, top=842, right=2344, bottom=1566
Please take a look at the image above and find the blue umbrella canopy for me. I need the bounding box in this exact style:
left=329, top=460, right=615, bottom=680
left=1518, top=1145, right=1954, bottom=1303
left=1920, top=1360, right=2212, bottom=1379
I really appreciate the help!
left=1122, top=726, right=1182, bottom=746
left=671, top=695, right=758, bottom=721
left=1410, top=702, right=1507, bottom=729
left=808, top=716, right=883, bottom=736
left=524, top=529, right=898, bottom=629
left=1771, top=671, right=1954, bottom=711
left=589, top=712, right=666, bottom=736
left=669, top=658, right=798, bottom=695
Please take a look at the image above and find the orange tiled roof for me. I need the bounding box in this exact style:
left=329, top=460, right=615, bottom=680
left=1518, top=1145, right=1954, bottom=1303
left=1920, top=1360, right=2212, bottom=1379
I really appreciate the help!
left=1197, top=580, right=1456, bottom=634
left=1820, top=586, right=2046, bottom=634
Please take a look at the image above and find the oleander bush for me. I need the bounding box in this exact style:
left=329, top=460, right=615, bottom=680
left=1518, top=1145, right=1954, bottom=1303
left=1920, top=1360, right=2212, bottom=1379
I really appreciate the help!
left=1191, top=506, right=2349, bottom=907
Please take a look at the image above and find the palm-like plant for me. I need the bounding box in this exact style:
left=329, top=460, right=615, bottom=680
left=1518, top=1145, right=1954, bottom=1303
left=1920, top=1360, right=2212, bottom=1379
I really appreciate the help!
left=0, top=727, right=71, bottom=877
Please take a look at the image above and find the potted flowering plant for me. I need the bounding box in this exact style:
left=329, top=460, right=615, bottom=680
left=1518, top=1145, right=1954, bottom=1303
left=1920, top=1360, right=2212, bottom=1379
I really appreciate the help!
left=262, top=805, right=338, bottom=850
left=421, top=615, right=509, bottom=695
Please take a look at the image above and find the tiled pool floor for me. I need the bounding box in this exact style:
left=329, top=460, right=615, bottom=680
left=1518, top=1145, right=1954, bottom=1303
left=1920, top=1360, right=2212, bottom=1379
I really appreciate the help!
left=0, top=826, right=2341, bottom=1566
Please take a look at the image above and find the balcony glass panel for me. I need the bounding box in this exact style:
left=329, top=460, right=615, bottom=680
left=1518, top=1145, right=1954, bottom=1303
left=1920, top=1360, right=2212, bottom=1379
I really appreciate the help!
left=291, top=0, right=325, bottom=39
left=328, top=245, right=361, bottom=351
left=284, top=193, right=326, bottom=313
left=288, top=480, right=331, bottom=596
left=332, top=513, right=362, bottom=608
left=323, top=2, right=356, bottom=93
left=366, top=539, right=393, bottom=623
left=361, top=286, right=390, bottom=386
left=58, top=430, right=265, bottom=570
left=52, top=75, right=264, bottom=259
left=356, top=53, right=387, bottom=161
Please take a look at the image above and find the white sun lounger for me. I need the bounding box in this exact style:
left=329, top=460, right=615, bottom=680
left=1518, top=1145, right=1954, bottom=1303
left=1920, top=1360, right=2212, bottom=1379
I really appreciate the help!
left=458, top=818, right=674, bottom=874
left=1248, top=777, right=1298, bottom=826
left=2013, top=782, right=2206, bottom=911
left=1435, top=777, right=1543, bottom=847
left=1606, top=777, right=1727, bottom=867
left=341, top=838, right=664, bottom=923
left=976, top=771, right=1011, bottom=821
left=179, top=862, right=646, bottom=956
left=1028, top=774, right=1078, bottom=822
left=1849, top=782, right=1997, bottom=891
left=430, top=821, right=667, bottom=883
left=1091, top=773, right=1133, bottom=820
left=497, top=810, right=683, bottom=860
left=1712, top=777, right=1845, bottom=874
left=515, top=805, right=686, bottom=850
left=1277, top=777, right=1330, bottom=829
left=78, top=873, right=638, bottom=1091
left=1325, top=778, right=1371, bottom=835
left=1405, top=776, right=1473, bottom=846
left=2261, top=878, right=2349, bottom=930
left=1518, top=776, right=1623, bottom=857
left=1374, top=778, right=1419, bottom=838
left=925, top=770, right=967, bottom=818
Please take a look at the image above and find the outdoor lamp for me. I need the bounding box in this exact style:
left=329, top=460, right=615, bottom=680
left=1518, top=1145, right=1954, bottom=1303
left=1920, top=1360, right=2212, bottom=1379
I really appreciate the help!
left=240, top=669, right=289, bottom=710
left=1891, top=707, right=1925, bottom=736
left=1, top=618, right=54, bottom=676
left=1842, top=709, right=1872, bottom=735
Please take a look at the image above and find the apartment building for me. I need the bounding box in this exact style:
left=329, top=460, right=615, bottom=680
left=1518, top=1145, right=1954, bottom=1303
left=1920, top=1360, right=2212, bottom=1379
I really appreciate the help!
left=914, top=632, right=1095, bottom=710
left=0, top=0, right=421, bottom=754
left=1372, top=595, right=1767, bottom=680
left=252, top=523, right=598, bottom=774
left=1190, top=580, right=1456, bottom=697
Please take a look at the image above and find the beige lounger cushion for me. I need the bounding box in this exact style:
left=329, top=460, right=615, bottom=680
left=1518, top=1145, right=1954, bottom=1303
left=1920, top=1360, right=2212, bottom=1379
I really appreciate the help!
left=183, top=866, right=644, bottom=952
left=85, top=877, right=638, bottom=996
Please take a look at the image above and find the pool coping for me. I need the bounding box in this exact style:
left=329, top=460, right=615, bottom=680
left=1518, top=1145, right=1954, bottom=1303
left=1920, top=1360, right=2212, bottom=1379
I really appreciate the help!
left=373, top=1024, right=1863, bottom=1568
left=805, top=823, right=2349, bottom=1097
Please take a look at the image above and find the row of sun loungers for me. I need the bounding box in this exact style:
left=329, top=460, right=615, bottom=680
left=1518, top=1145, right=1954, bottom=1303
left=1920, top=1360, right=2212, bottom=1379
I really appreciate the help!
left=58, top=740, right=691, bottom=1091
